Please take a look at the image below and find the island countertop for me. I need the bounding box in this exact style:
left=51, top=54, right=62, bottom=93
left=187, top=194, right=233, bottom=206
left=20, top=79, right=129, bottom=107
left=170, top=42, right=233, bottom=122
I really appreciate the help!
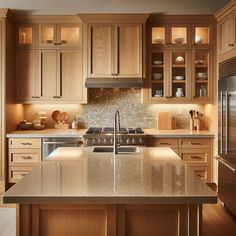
left=3, top=147, right=217, bottom=205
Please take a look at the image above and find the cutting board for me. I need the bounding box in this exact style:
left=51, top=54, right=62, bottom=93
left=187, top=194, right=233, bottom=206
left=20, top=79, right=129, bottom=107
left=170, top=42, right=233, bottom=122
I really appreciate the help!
left=157, top=112, right=175, bottom=130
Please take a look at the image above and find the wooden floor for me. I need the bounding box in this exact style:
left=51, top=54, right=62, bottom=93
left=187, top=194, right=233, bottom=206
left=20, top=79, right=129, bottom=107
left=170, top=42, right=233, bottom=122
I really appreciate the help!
left=0, top=194, right=236, bottom=236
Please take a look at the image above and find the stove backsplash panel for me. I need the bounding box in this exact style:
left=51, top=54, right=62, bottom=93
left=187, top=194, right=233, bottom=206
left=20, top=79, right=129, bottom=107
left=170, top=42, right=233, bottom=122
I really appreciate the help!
left=23, top=88, right=205, bottom=129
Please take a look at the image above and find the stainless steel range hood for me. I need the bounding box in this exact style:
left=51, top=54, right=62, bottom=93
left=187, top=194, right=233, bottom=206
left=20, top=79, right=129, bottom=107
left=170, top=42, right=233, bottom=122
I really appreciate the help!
left=85, top=78, right=144, bottom=88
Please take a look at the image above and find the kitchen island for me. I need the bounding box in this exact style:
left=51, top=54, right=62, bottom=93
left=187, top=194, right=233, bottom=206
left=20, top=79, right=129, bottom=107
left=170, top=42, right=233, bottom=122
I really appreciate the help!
left=3, top=147, right=217, bottom=236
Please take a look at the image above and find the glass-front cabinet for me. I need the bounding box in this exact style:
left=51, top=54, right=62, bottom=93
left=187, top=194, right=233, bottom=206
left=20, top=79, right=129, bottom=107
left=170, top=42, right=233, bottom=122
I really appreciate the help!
left=192, top=50, right=214, bottom=101
left=193, top=25, right=213, bottom=47
left=39, top=24, right=82, bottom=47
left=17, top=25, right=37, bottom=47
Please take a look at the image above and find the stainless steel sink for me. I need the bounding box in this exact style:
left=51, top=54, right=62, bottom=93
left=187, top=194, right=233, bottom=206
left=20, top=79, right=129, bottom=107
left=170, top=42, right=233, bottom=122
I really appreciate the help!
left=93, top=146, right=140, bottom=153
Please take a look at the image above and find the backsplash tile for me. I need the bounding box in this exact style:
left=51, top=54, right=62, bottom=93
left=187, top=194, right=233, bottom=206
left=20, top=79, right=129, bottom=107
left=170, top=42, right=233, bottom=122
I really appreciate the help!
left=23, top=88, right=205, bottom=129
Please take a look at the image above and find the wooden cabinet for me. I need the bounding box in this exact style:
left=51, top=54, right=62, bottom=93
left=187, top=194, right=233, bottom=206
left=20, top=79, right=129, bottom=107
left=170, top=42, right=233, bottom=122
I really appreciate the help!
left=148, top=137, right=213, bottom=182
left=16, top=50, right=40, bottom=101
left=39, top=24, right=82, bottom=48
left=145, top=15, right=216, bottom=104
left=216, top=1, right=236, bottom=62
left=8, top=138, right=41, bottom=183
left=39, top=49, right=84, bottom=102
left=88, top=23, right=142, bottom=78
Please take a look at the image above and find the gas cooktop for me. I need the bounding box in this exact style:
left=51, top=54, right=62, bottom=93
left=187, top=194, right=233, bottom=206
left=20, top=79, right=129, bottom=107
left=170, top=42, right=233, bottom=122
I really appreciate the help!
left=85, top=127, right=144, bottom=135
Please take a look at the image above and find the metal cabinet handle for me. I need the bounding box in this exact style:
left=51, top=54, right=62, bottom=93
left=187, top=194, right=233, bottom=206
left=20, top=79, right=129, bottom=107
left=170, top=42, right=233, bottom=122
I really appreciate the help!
left=53, top=96, right=57, bottom=98
left=190, top=142, right=201, bottom=145
left=225, top=91, right=230, bottom=154
left=57, top=96, right=61, bottom=99
left=228, top=43, right=235, bottom=47
left=216, top=156, right=236, bottom=172
left=191, top=155, right=202, bottom=159
left=220, top=91, right=223, bottom=154
left=165, top=96, right=173, bottom=98
left=20, top=173, right=27, bottom=176
left=159, top=142, right=171, bottom=145
left=21, top=142, right=32, bottom=145
left=21, top=156, right=32, bottom=160
left=32, top=96, right=36, bottom=98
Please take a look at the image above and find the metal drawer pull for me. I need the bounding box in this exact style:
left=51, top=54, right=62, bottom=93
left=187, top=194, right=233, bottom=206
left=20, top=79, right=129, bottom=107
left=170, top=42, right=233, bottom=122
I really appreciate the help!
left=20, top=173, right=27, bottom=176
left=191, top=156, right=202, bottom=159
left=20, top=142, right=32, bottom=145
left=43, top=141, right=82, bottom=145
left=215, top=156, right=236, bottom=172
left=21, top=156, right=32, bottom=160
left=190, top=142, right=201, bottom=145
left=160, top=142, right=171, bottom=145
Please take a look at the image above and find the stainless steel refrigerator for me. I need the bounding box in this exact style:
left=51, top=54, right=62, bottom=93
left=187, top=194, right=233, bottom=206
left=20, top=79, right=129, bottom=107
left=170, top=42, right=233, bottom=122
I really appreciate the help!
left=217, top=76, right=236, bottom=216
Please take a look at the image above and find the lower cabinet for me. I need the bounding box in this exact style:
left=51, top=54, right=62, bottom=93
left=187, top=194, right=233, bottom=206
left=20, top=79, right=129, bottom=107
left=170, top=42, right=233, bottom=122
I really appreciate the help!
left=8, top=138, right=41, bottom=183
left=148, top=137, right=213, bottom=183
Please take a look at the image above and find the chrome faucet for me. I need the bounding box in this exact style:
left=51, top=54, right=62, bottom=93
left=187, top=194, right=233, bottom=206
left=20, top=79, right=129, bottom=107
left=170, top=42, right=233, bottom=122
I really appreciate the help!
left=114, top=110, right=121, bottom=154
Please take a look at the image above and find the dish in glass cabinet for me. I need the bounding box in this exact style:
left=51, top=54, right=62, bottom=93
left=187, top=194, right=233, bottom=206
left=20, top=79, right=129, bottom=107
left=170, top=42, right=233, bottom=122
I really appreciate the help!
left=196, top=72, right=208, bottom=80
left=174, top=76, right=185, bottom=80
left=195, top=60, right=205, bottom=65
left=153, top=38, right=164, bottom=44
left=174, top=37, right=184, bottom=44
left=175, top=56, right=185, bottom=64
left=153, top=60, right=163, bottom=65
left=153, top=73, right=163, bottom=80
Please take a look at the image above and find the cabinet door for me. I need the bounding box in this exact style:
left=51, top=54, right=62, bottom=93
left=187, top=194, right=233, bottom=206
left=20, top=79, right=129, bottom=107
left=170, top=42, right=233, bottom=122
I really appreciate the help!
left=16, top=24, right=38, bottom=48
left=116, top=24, right=142, bottom=77
left=58, top=50, right=83, bottom=101
left=39, top=24, right=57, bottom=48
left=16, top=50, right=38, bottom=101
left=88, top=24, right=113, bottom=77
left=218, top=14, right=235, bottom=55
left=40, top=50, right=57, bottom=101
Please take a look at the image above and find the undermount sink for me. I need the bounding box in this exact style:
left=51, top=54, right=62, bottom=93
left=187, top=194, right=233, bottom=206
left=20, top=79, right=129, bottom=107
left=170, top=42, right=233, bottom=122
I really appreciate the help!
left=93, top=146, right=140, bottom=153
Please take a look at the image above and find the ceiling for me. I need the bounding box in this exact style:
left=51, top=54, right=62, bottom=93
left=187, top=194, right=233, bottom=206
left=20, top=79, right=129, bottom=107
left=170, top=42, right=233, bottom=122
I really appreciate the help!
left=0, top=0, right=231, bottom=15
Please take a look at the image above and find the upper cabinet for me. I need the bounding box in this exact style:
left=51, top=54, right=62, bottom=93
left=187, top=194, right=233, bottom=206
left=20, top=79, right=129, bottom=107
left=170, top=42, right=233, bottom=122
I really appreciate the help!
left=39, top=24, right=82, bottom=48
left=17, top=23, right=82, bottom=49
left=88, top=23, right=142, bottom=78
left=80, top=14, right=149, bottom=79
left=144, top=15, right=216, bottom=104
left=216, top=1, right=236, bottom=62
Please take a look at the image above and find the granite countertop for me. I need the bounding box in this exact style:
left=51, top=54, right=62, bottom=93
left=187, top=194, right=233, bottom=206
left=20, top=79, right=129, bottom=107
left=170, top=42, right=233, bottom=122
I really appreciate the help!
left=3, top=147, right=217, bottom=204
left=6, top=128, right=214, bottom=138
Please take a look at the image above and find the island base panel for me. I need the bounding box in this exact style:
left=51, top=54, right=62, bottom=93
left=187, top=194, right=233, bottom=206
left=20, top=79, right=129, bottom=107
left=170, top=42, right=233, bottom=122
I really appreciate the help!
left=17, top=204, right=202, bottom=236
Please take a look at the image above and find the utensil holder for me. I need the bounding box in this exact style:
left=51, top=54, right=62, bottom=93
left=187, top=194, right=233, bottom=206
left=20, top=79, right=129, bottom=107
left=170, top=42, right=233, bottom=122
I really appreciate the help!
left=194, top=118, right=202, bottom=130
left=190, top=118, right=194, bottom=130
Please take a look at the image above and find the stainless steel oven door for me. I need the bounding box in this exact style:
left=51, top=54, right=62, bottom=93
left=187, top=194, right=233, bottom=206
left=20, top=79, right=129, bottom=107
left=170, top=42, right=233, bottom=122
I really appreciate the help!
left=42, top=138, right=83, bottom=160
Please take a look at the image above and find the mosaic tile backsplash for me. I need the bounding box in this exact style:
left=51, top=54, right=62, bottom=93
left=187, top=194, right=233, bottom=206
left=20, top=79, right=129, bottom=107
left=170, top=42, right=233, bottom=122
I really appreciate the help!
left=24, top=89, right=205, bottom=129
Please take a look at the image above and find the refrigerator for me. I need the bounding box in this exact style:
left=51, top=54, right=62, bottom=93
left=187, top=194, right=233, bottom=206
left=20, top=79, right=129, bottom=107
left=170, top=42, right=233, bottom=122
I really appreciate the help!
left=217, top=76, right=236, bottom=216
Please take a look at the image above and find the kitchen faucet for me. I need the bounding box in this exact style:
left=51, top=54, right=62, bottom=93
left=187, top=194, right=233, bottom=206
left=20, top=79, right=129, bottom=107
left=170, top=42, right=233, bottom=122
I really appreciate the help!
left=114, top=110, right=121, bottom=154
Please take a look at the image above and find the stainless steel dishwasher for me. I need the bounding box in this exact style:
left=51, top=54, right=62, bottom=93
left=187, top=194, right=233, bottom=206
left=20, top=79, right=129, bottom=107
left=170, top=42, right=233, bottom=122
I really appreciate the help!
left=42, top=137, right=83, bottom=160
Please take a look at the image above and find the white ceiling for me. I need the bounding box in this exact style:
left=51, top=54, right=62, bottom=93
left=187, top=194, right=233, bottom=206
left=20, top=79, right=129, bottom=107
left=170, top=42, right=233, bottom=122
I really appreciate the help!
left=0, top=0, right=230, bottom=15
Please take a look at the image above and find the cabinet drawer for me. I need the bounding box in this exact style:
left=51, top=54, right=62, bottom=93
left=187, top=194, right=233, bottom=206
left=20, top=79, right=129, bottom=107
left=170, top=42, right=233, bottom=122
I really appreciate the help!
left=179, top=149, right=210, bottom=165
left=190, top=166, right=211, bottom=183
left=9, top=149, right=41, bottom=166
left=9, top=138, right=41, bottom=149
left=9, top=166, right=34, bottom=183
left=179, top=138, right=211, bottom=149
left=148, top=138, right=179, bottom=148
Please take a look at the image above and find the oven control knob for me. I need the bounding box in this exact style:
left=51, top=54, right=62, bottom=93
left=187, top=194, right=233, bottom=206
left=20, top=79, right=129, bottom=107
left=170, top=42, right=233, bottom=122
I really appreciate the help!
left=126, top=138, right=131, bottom=145
left=139, top=138, right=144, bottom=144
left=119, top=138, right=123, bottom=144
left=98, top=138, right=102, bottom=144
left=102, top=139, right=107, bottom=144
left=110, top=138, right=113, bottom=144
left=92, top=138, right=97, bottom=145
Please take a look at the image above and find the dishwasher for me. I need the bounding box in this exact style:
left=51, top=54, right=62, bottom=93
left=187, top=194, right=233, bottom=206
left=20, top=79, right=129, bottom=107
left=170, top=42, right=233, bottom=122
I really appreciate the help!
left=42, top=137, right=83, bottom=160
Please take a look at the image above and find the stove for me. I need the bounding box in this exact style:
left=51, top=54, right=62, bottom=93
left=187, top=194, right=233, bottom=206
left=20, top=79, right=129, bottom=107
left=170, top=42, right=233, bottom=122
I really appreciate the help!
left=84, top=127, right=146, bottom=146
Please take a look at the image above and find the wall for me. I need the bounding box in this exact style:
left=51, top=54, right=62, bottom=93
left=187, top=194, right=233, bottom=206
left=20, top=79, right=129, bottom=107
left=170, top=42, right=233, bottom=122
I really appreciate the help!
left=23, top=88, right=205, bottom=129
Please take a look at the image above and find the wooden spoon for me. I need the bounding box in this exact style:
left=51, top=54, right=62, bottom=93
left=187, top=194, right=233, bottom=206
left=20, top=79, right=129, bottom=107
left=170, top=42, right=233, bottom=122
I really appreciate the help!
left=51, top=110, right=61, bottom=123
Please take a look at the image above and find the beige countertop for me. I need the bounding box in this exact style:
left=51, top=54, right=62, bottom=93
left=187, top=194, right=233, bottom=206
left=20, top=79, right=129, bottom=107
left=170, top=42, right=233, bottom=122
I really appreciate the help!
left=6, top=128, right=214, bottom=138
left=3, top=147, right=217, bottom=205
left=6, top=128, right=87, bottom=138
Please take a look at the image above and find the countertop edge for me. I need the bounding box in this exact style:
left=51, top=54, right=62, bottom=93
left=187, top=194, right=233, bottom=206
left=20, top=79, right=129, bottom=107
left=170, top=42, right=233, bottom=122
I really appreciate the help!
left=3, top=195, right=217, bottom=205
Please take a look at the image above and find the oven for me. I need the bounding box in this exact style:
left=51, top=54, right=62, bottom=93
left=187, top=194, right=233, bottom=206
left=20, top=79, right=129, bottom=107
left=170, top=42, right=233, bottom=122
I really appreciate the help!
left=42, top=137, right=83, bottom=160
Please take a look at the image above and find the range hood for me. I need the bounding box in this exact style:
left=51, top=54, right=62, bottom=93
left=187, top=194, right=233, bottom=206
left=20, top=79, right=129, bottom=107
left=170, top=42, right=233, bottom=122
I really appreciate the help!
left=85, top=78, right=144, bottom=88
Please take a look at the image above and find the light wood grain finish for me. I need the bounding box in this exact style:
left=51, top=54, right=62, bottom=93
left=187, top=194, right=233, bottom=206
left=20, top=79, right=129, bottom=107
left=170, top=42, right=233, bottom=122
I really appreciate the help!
left=9, top=138, right=41, bottom=149
left=17, top=203, right=202, bottom=236
left=59, top=50, right=83, bottom=101
left=39, top=50, right=57, bottom=100
left=191, top=166, right=211, bottom=182
left=179, top=148, right=210, bottom=166
left=179, top=138, right=211, bottom=149
left=9, top=166, right=34, bottom=183
left=117, top=24, right=142, bottom=77
left=88, top=24, right=113, bottom=77
left=148, top=138, right=179, bottom=148
left=216, top=0, right=236, bottom=62
left=9, top=149, right=41, bottom=166
left=16, top=50, right=39, bottom=101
